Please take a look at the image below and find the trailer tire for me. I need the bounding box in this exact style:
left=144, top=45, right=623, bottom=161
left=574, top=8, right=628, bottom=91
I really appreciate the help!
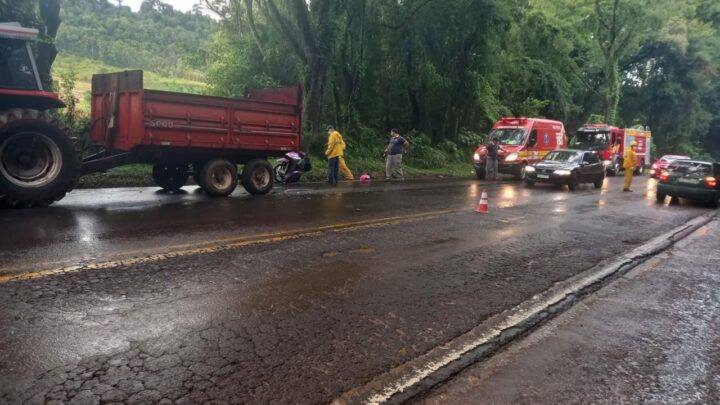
left=152, top=163, right=189, bottom=191
left=241, top=159, right=274, bottom=195
left=0, top=109, right=81, bottom=208
left=199, top=159, right=237, bottom=197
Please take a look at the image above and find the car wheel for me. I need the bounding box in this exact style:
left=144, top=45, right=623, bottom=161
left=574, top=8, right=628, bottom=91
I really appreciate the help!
left=567, top=172, right=579, bottom=191
left=656, top=193, right=666, bottom=203
left=593, top=177, right=603, bottom=189
left=524, top=179, right=535, bottom=188
left=710, top=198, right=719, bottom=209
left=475, top=168, right=486, bottom=180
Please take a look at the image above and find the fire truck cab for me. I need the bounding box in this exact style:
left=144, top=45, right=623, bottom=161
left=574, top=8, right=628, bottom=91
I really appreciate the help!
left=574, top=124, right=652, bottom=176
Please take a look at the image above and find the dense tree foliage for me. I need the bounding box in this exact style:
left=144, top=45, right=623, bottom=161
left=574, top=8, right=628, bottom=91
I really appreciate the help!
left=204, top=0, right=720, bottom=158
left=3, top=0, right=719, bottom=159
left=56, top=0, right=215, bottom=80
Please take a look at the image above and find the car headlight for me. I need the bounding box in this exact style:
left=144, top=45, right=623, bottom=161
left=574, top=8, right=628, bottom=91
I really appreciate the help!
left=505, top=153, right=518, bottom=162
left=554, top=169, right=571, bottom=176
left=524, top=166, right=535, bottom=173
left=473, top=153, right=480, bottom=161
left=603, top=160, right=611, bottom=166
left=651, top=163, right=658, bottom=169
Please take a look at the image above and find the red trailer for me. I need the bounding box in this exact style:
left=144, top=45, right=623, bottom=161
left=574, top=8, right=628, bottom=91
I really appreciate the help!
left=1, top=23, right=303, bottom=208
left=87, top=70, right=303, bottom=196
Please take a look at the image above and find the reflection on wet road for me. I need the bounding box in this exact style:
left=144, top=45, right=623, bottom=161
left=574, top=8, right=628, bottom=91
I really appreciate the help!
left=0, top=176, right=713, bottom=404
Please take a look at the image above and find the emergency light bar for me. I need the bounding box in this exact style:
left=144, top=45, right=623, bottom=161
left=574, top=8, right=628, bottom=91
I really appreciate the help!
left=498, top=117, right=527, bottom=126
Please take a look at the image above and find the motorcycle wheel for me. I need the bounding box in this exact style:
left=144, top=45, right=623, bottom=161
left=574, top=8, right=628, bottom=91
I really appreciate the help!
left=274, top=161, right=289, bottom=183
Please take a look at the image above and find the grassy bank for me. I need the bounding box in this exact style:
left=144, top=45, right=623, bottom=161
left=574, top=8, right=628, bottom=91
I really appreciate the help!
left=76, top=160, right=474, bottom=189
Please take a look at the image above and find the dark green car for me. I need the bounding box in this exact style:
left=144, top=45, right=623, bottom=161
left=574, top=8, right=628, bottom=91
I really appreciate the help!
left=656, top=160, right=720, bottom=208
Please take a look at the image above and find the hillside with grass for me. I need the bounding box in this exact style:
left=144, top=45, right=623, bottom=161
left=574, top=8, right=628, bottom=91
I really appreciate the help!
left=52, top=54, right=207, bottom=111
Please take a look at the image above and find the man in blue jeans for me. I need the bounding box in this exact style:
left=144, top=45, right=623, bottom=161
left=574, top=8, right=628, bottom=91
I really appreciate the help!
left=325, top=125, right=342, bottom=184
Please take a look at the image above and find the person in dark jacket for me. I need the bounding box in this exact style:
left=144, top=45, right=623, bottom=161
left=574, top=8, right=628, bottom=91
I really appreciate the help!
left=485, top=137, right=501, bottom=180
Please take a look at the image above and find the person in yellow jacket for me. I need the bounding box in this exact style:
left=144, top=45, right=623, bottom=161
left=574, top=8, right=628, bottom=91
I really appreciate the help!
left=325, top=125, right=344, bottom=184
left=337, top=132, right=354, bottom=181
left=623, top=141, right=638, bottom=192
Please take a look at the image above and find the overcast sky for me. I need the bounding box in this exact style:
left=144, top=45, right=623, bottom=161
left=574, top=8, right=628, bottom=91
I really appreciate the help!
left=118, top=0, right=201, bottom=13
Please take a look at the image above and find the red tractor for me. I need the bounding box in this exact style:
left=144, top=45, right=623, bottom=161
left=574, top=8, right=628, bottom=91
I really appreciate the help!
left=1, top=23, right=303, bottom=208
left=0, top=23, right=81, bottom=207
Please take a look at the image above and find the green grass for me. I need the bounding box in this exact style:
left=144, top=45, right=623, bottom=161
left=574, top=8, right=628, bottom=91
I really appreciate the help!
left=78, top=164, right=155, bottom=188
left=53, top=54, right=207, bottom=111
left=75, top=161, right=474, bottom=189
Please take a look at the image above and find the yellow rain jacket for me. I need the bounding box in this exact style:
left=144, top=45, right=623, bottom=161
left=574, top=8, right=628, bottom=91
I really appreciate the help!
left=623, top=148, right=637, bottom=170
left=325, top=130, right=345, bottom=158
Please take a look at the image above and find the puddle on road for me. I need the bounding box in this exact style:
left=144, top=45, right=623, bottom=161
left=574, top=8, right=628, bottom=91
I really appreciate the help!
left=242, top=262, right=368, bottom=311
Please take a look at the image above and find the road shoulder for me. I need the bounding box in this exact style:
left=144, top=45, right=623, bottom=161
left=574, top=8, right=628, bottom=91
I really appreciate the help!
left=420, top=217, right=720, bottom=404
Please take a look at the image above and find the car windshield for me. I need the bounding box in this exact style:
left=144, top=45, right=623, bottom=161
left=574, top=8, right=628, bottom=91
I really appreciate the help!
left=668, top=161, right=711, bottom=176
left=575, top=131, right=609, bottom=145
left=489, top=128, right=527, bottom=145
left=543, top=150, right=581, bottom=163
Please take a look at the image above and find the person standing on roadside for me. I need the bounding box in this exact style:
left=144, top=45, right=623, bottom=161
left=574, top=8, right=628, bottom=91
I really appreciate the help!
left=325, top=125, right=343, bottom=185
left=336, top=130, right=354, bottom=181
left=623, top=141, right=638, bottom=192
left=384, top=128, right=409, bottom=180
left=485, top=137, right=501, bottom=181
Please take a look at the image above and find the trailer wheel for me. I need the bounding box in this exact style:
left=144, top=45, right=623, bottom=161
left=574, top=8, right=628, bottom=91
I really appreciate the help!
left=152, top=163, right=188, bottom=191
left=0, top=109, right=81, bottom=208
left=199, top=159, right=237, bottom=197
left=242, top=159, right=274, bottom=195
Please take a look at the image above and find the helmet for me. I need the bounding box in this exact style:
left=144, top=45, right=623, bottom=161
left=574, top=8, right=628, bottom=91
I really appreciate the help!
left=631, top=141, right=638, bottom=146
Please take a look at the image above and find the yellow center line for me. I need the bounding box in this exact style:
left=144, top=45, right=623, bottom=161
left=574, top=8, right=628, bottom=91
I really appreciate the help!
left=0, top=209, right=460, bottom=284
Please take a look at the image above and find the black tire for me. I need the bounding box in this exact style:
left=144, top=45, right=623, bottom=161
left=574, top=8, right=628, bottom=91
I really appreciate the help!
left=656, top=193, right=666, bottom=203
left=567, top=172, right=579, bottom=191
left=241, top=159, right=274, bottom=195
left=593, top=177, right=603, bottom=189
left=608, top=161, right=620, bottom=177
left=634, top=165, right=644, bottom=176
left=152, top=163, right=188, bottom=191
left=524, top=179, right=535, bottom=188
left=475, top=167, right=486, bottom=180
left=0, top=109, right=81, bottom=208
left=710, top=198, right=719, bottom=209
left=199, top=159, right=238, bottom=197
left=514, top=164, right=526, bottom=180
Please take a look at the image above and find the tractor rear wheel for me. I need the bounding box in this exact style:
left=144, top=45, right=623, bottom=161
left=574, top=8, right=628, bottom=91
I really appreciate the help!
left=0, top=109, right=81, bottom=208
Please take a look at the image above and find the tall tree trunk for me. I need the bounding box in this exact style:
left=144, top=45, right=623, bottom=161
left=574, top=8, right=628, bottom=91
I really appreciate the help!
left=37, top=0, right=61, bottom=89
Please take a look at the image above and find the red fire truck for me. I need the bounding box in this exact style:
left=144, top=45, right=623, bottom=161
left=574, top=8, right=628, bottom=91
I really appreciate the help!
left=574, top=124, right=652, bottom=176
left=0, top=23, right=302, bottom=208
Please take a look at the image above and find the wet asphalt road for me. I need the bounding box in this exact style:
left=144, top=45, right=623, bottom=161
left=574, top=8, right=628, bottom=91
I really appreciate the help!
left=421, top=218, right=720, bottom=404
left=0, top=176, right=713, bottom=404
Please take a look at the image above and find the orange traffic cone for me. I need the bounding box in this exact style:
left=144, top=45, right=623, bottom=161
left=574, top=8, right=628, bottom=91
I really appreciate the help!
left=475, top=189, right=489, bottom=214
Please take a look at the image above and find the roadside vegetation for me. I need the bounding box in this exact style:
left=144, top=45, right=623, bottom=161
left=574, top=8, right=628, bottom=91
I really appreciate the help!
left=3, top=0, right=720, bottom=188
